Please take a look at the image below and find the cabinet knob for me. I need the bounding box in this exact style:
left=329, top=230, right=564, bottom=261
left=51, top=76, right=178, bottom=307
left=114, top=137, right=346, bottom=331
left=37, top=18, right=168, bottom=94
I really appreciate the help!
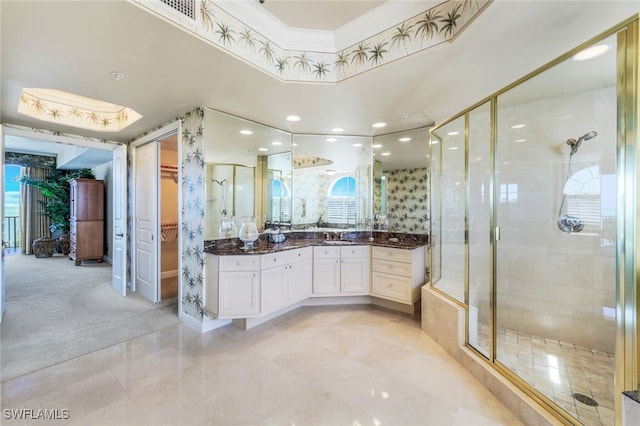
left=387, top=283, right=393, bottom=288
left=298, top=253, right=301, bottom=257
left=274, top=258, right=277, bottom=262
left=237, top=262, right=240, bottom=266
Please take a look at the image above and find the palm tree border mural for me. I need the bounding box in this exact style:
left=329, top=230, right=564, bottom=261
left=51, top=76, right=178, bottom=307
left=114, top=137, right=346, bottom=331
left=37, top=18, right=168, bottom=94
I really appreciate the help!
left=143, top=0, right=492, bottom=83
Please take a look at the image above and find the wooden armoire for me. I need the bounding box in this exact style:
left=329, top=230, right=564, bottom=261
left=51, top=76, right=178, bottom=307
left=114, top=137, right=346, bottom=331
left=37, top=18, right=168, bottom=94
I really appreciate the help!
left=69, top=178, right=104, bottom=266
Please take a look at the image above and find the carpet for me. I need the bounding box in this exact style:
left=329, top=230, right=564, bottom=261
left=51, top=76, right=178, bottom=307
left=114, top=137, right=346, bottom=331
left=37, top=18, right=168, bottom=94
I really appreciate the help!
left=0, top=254, right=181, bottom=381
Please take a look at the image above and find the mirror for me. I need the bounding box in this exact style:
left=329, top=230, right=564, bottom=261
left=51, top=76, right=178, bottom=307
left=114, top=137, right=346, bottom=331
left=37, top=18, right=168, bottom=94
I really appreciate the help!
left=203, top=109, right=292, bottom=239
left=372, top=127, right=430, bottom=233
left=291, top=134, right=372, bottom=230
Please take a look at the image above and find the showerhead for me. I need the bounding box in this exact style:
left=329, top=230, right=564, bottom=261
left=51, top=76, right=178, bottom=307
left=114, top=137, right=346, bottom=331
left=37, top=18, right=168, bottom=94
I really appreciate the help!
left=566, top=130, right=597, bottom=155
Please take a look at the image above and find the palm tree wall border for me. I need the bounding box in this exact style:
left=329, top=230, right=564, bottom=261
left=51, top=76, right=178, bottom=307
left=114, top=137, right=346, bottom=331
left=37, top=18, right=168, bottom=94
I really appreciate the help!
left=134, top=0, right=492, bottom=83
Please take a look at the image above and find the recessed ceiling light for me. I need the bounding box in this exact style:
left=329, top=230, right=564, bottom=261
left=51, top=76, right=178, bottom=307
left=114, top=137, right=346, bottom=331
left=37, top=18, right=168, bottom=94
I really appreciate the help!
left=447, top=131, right=459, bottom=136
left=17, top=88, right=142, bottom=133
left=286, top=115, right=301, bottom=122
left=326, top=137, right=337, bottom=142
left=372, top=144, right=383, bottom=149
left=372, top=122, right=386, bottom=128
left=352, top=143, right=362, bottom=147
left=511, top=124, right=525, bottom=129
left=331, top=127, right=345, bottom=133
left=240, top=129, right=253, bottom=135
left=381, top=152, right=391, bottom=156
left=258, top=147, right=269, bottom=152
left=515, top=139, right=527, bottom=143
left=398, top=137, right=412, bottom=142
left=448, top=146, right=459, bottom=150
left=272, top=141, right=282, bottom=146
left=326, top=170, right=336, bottom=175
left=111, top=71, right=124, bottom=80
left=572, top=45, right=610, bottom=61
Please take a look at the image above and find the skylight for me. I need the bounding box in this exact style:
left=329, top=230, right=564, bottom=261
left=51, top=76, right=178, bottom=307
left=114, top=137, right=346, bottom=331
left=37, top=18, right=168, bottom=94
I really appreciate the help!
left=18, top=88, right=142, bottom=133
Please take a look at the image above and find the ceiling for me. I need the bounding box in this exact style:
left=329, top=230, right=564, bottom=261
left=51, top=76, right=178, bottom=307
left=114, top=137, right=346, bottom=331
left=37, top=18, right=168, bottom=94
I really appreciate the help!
left=1, top=0, right=639, bottom=161
left=262, top=0, right=387, bottom=31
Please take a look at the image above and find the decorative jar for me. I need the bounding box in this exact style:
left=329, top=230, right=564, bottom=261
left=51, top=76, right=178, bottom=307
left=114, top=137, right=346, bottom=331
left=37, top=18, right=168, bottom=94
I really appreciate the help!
left=238, top=217, right=259, bottom=250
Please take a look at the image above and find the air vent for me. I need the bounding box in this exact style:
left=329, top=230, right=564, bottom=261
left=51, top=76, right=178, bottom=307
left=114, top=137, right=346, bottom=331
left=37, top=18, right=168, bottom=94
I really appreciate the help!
left=160, top=0, right=195, bottom=20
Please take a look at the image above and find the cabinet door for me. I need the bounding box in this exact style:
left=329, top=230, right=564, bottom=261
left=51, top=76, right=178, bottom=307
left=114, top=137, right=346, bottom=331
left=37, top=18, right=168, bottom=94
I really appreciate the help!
left=341, top=257, right=370, bottom=295
left=219, top=271, right=260, bottom=317
left=313, top=258, right=341, bottom=295
left=288, top=259, right=312, bottom=304
left=261, top=265, right=288, bottom=315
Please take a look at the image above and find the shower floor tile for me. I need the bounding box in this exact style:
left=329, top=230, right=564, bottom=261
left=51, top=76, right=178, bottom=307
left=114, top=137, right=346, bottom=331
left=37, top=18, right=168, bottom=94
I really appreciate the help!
left=476, top=325, right=614, bottom=426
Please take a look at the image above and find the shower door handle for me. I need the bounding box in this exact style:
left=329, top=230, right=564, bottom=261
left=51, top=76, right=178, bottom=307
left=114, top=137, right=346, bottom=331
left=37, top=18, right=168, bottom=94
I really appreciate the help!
left=494, top=227, right=501, bottom=242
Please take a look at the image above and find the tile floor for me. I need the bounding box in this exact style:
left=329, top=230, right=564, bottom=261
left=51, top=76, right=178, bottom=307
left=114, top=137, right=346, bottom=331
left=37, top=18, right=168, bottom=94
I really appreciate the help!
left=1, top=306, right=523, bottom=425
left=475, top=324, right=614, bottom=426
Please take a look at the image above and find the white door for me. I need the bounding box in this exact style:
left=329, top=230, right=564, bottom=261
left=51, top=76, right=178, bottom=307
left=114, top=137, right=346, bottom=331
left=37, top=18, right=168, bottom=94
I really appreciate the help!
left=134, top=142, right=159, bottom=302
left=0, top=127, right=5, bottom=322
left=112, top=144, right=128, bottom=295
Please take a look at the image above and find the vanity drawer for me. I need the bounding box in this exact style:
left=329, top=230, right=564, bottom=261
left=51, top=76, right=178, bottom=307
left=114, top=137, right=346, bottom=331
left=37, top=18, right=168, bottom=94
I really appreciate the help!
left=372, top=259, right=412, bottom=277
left=219, top=255, right=260, bottom=271
left=262, top=251, right=288, bottom=268
left=313, top=246, right=341, bottom=259
left=372, top=272, right=411, bottom=303
left=372, top=246, right=412, bottom=263
left=288, top=246, right=313, bottom=264
left=340, top=245, right=370, bottom=259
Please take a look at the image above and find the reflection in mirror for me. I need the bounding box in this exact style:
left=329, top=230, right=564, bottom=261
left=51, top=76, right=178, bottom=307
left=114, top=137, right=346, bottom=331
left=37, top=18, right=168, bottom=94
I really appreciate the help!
left=203, top=108, right=292, bottom=239
left=372, top=127, right=430, bottom=233
left=291, top=134, right=372, bottom=230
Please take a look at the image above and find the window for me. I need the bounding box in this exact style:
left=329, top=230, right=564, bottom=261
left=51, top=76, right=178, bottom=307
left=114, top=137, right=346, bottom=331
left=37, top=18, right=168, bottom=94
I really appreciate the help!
left=271, top=178, right=291, bottom=222
left=327, top=176, right=356, bottom=224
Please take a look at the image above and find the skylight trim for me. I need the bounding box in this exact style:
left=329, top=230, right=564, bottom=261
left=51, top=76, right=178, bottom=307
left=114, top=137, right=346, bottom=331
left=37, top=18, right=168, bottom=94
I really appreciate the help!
left=133, top=0, right=493, bottom=84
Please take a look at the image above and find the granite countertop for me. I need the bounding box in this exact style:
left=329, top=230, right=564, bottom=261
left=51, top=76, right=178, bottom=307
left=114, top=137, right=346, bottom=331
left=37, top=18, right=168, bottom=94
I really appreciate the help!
left=205, top=231, right=429, bottom=255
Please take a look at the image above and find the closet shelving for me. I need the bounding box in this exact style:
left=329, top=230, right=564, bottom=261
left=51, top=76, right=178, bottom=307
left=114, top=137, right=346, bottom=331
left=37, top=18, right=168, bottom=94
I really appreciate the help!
left=161, top=164, right=178, bottom=183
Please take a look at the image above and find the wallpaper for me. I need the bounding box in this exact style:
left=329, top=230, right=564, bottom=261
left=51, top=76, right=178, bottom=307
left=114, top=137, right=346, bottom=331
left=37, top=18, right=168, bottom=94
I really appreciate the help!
left=180, top=107, right=206, bottom=321
left=385, top=167, right=429, bottom=233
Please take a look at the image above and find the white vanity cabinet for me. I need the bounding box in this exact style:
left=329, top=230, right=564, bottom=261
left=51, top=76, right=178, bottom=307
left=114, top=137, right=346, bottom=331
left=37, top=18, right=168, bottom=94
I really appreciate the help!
left=261, top=247, right=312, bottom=315
left=206, top=254, right=261, bottom=319
left=313, top=245, right=370, bottom=296
left=371, top=246, right=425, bottom=305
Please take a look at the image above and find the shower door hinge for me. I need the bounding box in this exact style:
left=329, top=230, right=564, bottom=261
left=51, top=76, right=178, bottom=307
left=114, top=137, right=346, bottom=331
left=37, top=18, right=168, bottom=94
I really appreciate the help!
left=494, top=227, right=501, bottom=242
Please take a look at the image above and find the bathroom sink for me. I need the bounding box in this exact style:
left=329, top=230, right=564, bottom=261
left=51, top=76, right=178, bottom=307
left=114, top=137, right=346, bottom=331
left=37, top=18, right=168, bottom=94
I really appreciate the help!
left=323, top=240, right=355, bottom=245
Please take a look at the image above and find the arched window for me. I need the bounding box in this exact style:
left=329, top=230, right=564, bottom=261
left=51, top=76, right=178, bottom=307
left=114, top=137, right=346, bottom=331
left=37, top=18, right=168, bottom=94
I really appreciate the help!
left=271, top=178, right=291, bottom=222
left=327, top=176, right=356, bottom=224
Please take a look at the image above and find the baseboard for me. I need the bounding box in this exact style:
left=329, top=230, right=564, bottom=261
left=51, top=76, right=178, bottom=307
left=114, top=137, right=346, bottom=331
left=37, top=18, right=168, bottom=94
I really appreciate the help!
left=302, top=295, right=371, bottom=306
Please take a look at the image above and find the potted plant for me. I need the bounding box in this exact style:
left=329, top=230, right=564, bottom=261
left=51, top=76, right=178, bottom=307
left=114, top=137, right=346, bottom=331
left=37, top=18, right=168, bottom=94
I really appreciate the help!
left=20, top=168, right=95, bottom=241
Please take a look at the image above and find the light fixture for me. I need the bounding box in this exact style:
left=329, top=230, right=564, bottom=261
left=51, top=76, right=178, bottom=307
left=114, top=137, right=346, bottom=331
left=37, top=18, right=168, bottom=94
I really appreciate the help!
left=572, top=45, right=610, bottom=61
left=17, top=88, right=142, bottom=133
left=515, top=139, right=527, bottom=143
left=331, top=127, right=345, bottom=133
left=398, top=137, right=411, bottom=142
left=372, top=122, right=386, bottom=128
left=448, top=146, right=459, bottom=150
left=511, top=124, right=526, bottom=129
left=286, top=115, right=301, bottom=122
left=240, top=129, right=253, bottom=135
left=447, top=131, right=459, bottom=136
left=381, top=152, right=391, bottom=156
left=372, top=144, right=383, bottom=149
left=272, top=141, right=282, bottom=146
left=326, top=170, right=336, bottom=175
left=258, top=147, right=269, bottom=152
left=326, top=137, right=337, bottom=142
left=352, top=143, right=362, bottom=147
left=111, top=71, right=124, bottom=80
